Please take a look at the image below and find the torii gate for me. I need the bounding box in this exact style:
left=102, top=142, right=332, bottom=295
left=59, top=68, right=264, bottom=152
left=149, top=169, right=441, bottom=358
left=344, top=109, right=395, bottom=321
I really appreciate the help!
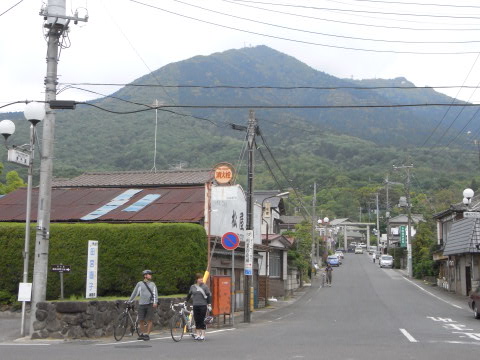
left=339, top=221, right=376, bottom=250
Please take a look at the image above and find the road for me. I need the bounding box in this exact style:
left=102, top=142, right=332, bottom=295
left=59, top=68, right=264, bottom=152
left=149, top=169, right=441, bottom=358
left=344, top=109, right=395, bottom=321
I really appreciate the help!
left=1, top=253, right=480, bottom=359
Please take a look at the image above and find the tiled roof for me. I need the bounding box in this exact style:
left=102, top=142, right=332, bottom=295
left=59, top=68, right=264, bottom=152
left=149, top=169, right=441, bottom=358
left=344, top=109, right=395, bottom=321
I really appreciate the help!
left=0, top=186, right=205, bottom=223
left=443, top=218, right=480, bottom=255
left=279, top=215, right=305, bottom=224
left=52, top=169, right=214, bottom=188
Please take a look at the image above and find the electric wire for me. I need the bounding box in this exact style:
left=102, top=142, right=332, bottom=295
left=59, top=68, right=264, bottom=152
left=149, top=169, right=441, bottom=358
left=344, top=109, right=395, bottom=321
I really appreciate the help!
left=257, top=129, right=311, bottom=217
left=128, top=0, right=480, bottom=55
left=0, top=0, right=23, bottom=17
left=172, top=0, right=480, bottom=45
left=233, top=133, right=248, bottom=184
left=230, top=0, right=480, bottom=20
left=59, top=82, right=480, bottom=91
left=337, top=0, right=480, bottom=9
left=419, top=52, right=480, bottom=148
left=222, top=0, right=480, bottom=31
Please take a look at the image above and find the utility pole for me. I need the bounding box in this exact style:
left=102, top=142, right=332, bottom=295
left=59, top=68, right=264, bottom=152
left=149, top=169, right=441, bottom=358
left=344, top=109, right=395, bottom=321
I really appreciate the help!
left=385, top=175, right=390, bottom=253
left=29, top=1, right=87, bottom=335
left=376, top=193, right=380, bottom=251
left=393, top=165, right=414, bottom=278
left=311, top=182, right=317, bottom=270
left=244, top=110, right=256, bottom=323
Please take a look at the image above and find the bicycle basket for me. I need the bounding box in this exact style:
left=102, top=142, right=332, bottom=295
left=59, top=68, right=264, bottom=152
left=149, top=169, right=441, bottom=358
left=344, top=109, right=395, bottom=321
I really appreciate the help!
left=204, top=316, right=214, bottom=324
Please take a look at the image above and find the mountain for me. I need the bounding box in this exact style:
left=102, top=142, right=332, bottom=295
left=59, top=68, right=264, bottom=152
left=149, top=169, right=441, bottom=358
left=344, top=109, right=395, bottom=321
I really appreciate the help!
left=0, top=46, right=478, bottom=205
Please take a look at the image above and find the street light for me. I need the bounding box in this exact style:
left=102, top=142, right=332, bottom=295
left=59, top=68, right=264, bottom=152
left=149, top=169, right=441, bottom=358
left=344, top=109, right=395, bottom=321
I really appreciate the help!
left=260, top=191, right=289, bottom=305
left=463, top=188, right=474, bottom=206
left=0, top=102, right=45, bottom=337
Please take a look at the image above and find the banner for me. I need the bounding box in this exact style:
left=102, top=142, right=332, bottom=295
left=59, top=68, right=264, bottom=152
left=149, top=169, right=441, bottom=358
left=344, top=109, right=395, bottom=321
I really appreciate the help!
left=86, top=240, right=98, bottom=299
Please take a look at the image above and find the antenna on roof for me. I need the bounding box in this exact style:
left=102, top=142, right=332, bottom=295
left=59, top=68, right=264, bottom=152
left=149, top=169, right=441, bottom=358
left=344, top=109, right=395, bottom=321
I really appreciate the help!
left=151, top=99, right=160, bottom=173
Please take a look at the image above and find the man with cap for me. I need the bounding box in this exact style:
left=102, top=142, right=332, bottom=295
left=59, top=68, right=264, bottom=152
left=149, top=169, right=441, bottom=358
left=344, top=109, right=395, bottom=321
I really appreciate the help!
left=128, top=270, right=158, bottom=340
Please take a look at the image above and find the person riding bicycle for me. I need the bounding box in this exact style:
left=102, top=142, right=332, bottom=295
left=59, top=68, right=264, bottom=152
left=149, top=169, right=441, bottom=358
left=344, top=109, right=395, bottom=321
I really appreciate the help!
left=186, top=273, right=212, bottom=341
left=128, top=269, right=158, bottom=341
left=325, top=264, right=333, bottom=286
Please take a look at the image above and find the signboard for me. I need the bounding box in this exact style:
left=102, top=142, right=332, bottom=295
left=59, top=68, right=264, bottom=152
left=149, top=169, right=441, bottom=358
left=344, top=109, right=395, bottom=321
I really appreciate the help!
left=244, top=230, right=254, bottom=275
left=222, top=232, right=240, bottom=250
left=464, top=211, right=480, bottom=218
left=400, top=226, right=407, bottom=248
left=214, top=163, right=234, bottom=185
left=18, top=282, right=32, bottom=302
left=51, top=264, right=71, bottom=272
left=7, top=148, right=30, bottom=167
left=86, top=240, right=98, bottom=299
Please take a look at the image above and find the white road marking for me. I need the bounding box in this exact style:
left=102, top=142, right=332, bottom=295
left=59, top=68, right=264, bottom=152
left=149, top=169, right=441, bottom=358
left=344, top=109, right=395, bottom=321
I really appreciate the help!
left=96, top=328, right=236, bottom=346
left=402, top=276, right=463, bottom=309
left=275, top=313, right=294, bottom=321
left=0, top=343, right=51, bottom=346
left=306, top=298, right=312, bottom=303
left=400, top=328, right=418, bottom=343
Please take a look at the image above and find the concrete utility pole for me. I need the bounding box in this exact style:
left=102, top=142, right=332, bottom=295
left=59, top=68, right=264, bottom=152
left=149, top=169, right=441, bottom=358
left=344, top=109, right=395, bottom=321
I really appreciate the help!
left=393, top=165, right=414, bottom=278
left=311, top=182, right=317, bottom=270
left=29, top=1, right=87, bottom=335
left=376, top=193, right=380, bottom=251
left=385, top=175, right=390, bottom=253
left=244, top=110, right=256, bottom=323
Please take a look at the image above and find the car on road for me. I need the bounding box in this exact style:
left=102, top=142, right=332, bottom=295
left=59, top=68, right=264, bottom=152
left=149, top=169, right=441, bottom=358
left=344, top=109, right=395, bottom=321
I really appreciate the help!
left=327, top=255, right=340, bottom=266
left=379, top=255, right=393, bottom=268
left=354, top=247, right=364, bottom=254
left=468, top=286, right=480, bottom=319
left=335, top=250, right=344, bottom=259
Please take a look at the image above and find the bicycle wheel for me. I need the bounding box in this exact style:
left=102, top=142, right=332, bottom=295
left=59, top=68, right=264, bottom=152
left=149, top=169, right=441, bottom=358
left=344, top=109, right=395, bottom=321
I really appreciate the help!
left=170, top=314, right=185, bottom=342
left=113, top=313, right=128, bottom=341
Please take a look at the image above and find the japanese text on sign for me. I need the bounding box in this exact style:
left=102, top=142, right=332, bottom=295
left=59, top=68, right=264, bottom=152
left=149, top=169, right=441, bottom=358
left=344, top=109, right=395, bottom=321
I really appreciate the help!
left=244, top=230, right=254, bottom=275
left=86, top=240, right=98, bottom=299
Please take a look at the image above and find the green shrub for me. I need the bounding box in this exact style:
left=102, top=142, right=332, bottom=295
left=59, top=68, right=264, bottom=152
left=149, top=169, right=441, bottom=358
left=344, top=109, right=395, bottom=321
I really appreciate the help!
left=0, top=290, right=12, bottom=304
left=0, top=223, right=207, bottom=300
left=388, top=247, right=406, bottom=269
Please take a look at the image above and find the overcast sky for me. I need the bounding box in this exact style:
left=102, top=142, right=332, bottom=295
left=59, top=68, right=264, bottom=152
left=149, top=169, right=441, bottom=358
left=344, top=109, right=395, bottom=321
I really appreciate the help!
left=2, top=0, right=480, bottom=112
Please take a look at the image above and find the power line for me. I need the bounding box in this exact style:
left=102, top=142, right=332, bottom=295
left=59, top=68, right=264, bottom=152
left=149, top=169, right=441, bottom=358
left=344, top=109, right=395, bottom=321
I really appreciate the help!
left=0, top=0, right=23, bottom=17
left=59, top=82, right=480, bottom=90
left=128, top=0, right=480, bottom=55
left=338, top=0, right=480, bottom=9
left=230, top=0, right=480, bottom=20
left=222, top=0, right=480, bottom=31
left=172, top=0, right=480, bottom=45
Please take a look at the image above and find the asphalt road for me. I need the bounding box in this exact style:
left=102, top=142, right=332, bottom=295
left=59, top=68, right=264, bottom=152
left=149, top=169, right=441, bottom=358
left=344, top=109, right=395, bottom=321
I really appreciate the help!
left=2, top=253, right=480, bottom=360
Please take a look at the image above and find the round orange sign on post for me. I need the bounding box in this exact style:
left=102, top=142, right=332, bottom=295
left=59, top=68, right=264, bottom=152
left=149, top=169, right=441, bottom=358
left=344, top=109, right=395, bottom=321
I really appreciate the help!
left=214, top=163, right=234, bottom=185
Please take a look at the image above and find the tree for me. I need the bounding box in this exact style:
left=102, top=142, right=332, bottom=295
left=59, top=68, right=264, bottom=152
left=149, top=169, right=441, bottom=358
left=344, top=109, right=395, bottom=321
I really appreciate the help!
left=412, top=221, right=438, bottom=279
left=285, top=221, right=314, bottom=284
left=0, top=170, right=26, bottom=195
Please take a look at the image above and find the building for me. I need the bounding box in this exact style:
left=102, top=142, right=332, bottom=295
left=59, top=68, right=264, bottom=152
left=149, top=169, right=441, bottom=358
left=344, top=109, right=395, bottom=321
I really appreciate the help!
left=433, top=196, right=480, bottom=295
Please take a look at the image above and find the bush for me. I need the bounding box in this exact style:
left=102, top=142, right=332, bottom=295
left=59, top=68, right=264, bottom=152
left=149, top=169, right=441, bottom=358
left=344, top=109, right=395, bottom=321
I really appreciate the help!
left=0, top=222, right=207, bottom=300
left=388, top=247, right=406, bottom=269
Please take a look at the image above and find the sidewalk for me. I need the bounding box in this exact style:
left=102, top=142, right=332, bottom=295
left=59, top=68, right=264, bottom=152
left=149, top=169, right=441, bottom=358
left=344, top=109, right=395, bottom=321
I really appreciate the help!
left=394, top=269, right=471, bottom=311
left=0, top=285, right=310, bottom=343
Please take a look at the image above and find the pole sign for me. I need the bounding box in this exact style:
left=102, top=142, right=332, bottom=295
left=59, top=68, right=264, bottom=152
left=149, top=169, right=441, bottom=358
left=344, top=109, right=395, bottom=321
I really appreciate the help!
left=244, top=230, right=254, bottom=275
left=222, top=232, right=240, bottom=250
left=86, top=240, right=98, bottom=299
left=214, top=163, right=234, bottom=185
left=464, top=211, right=480, bottom=218
left=51, top=264, right=71, bottom=272
left=7, top=148, right=30, bottom=167
left=400, top=226, right=407, bottom=248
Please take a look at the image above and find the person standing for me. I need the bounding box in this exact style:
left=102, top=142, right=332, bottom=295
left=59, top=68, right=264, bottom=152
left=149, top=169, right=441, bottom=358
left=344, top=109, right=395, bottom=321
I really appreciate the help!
left=325, top=264, right=333, bottom=286
left=186, top=273, right=212, bottom=341
left=372, top=252, right=376, bottom=263
left=128, top=269, right=158, bottom=341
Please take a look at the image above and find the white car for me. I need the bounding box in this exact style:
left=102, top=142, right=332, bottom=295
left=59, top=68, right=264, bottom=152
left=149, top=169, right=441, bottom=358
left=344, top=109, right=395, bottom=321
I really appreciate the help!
left=355, top=247, right=364, bottom=254
left=335, top=250, right=344, bottom=259
left=379, top=255, right=394, bottom=268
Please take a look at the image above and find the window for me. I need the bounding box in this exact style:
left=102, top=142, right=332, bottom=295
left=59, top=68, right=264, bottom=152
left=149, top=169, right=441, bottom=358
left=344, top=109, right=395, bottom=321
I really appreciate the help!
left=269, top=251, right=282, bottom=278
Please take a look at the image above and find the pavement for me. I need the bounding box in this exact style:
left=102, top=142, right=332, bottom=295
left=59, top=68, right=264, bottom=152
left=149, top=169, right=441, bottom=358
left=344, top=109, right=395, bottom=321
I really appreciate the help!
left=0, top=285, right=308, bottom=344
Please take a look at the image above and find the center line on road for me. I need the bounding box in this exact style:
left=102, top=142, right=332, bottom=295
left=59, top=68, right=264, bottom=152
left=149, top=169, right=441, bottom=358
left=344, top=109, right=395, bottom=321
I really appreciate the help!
left=402, top=276, right=463, bottom=309
left=400, top=328, right=418, bottom=343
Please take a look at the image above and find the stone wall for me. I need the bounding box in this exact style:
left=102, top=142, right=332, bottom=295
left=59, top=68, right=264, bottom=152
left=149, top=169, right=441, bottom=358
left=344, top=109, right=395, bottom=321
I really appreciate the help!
left=31, top=298, right=182, bottom=340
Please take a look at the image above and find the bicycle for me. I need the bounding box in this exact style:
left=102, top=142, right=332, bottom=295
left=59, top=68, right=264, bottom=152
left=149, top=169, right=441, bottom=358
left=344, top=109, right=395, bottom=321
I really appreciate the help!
left=321, top=271, right=326, bottom=287
left=169, top=301, right=195, bottom=342
left=113, top=301, right=140, bottom=341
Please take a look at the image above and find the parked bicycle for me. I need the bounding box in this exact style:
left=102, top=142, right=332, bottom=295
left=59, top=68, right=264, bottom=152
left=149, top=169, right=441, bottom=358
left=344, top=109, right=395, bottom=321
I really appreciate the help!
left=113, top=301, right=140, bottom=341
left=321, top=271, right=326, bottom=287
left=169, top=301, right=195, bottom=342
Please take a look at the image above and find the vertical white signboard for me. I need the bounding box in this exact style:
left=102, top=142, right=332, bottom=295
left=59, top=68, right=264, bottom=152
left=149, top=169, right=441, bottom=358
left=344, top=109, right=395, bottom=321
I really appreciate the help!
left=86, top=240, right=98, bottom=299
left=244, top=230, right=254, bottom=275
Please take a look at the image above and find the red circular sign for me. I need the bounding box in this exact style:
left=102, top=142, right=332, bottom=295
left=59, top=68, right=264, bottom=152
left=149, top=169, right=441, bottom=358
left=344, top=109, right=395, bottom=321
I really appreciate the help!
left=222, top=232, right=240, bottom=250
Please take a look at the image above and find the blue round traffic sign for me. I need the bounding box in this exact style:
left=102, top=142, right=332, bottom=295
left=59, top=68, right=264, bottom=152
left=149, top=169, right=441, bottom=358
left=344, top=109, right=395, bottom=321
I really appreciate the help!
left=222, top=232, right=240, bottom=250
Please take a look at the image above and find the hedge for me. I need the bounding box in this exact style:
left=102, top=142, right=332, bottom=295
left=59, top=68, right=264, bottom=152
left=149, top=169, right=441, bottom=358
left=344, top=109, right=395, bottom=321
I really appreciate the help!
left=0, top=222, right=207, bottom=300
left=388, top=247, right=406, bottom=269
